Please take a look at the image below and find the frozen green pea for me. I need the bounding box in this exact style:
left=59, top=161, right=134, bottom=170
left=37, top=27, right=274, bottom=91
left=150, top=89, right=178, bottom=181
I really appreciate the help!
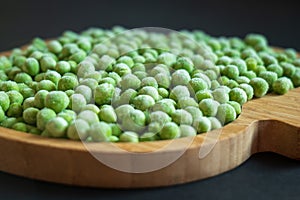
left=227, top=101, right=242, bottom=115
left=235, top=76, right=250, bottom=84
left=222, top=65, right=239, bottom=79
left=170, top=85, right=190, bottom=102
left=178, top=97, right=198, bottom=108
left=179, top=125, right=197, bottom=137
left=99, top=77, right=116, bottom=86
left=199, top=98, right=220, bottom=117
left=77, top=61, right=95, bottom=78
left=34, top=90, right=49, bottom=109
left=74, top=85, right=92, bottom=103
left=259, top=71, right=278, bottom=90
left=195, top=90, right=213, bottom=102
left=216, top=56, right=232, bottom=65
left=229, top=88, right=248, bottom=105
left=0, top=117, right=18, bottom=128
left=69, top=93, right=87, bottom=113
left=22, top=57, right=40, bottom=76
left=132, top=63, right=146, bottom=73
left=148, top=121, right=163, bottom=133
left=150, top=111, right=171, bottom=125
left=231, top=58, right=247, bottom=74
left=149, top=65, right=170, bottom=77
left=69, top=50, right=86, bottom=63
left=133, top=71, right=148, bottom=80
left=7, top=67, right=22, bottom=80
left=212, top=88, right=229, bottom=104
left=81, top=104, right=100, bottom=114
left=7, top=90, right=23, bottom=105
left=1, top=80, right=19, bottom=92
left=154, top=73, right=171, bottom=88
left=272, top=77, right=292, bottom=95
left=117, top=56, right=134, bottom=68
left=0, top=70, right=8, bottom=81
left=36, top=80, right=56, bottom=91
left=132, top=95, right=155, bottom=111
left=55, top=61, right=71, bottom=75
left=192, top=72, right=211, bottom=88
left=58, top=76, right=79, bottom=91
left=7, top=103, right=23, bottom=117
left=47, top=40, right=63, bottom=54
left=77, top=110, right=99, bottom=125
left=46, top=117, right=68, bottom=137
left=109, top=123, right=122, bottom=137
left=20, top=87, right=35, bottom=99
left=138, top=86, right=159, bottom=101
left=13, top=56, right=26, bottom=68
left=120, top=74, right=141, bottom=91
left=188, top=78, right=208, bottom=94
left=36, top=108, right=56, bottom=130
left=0, top=91, right=10, bottom=111
left=108, top=72, right=122, bottom=86
left=266, top=64, right=283, bottom=77
left=158, top=87, right=169, bottom=98
left=89, top=121, right=112, bottom=142
left=140, top=77, right=158, bottom=88
left=14, top=72, right=32, bottom=85
left=173, top=57, right=194, bottom=73
left=171, top=109, right=193, bottom=125
left=280, top=62, right=296, bottom=78
left=0, top=56, right=12, bottom=70
left=225, top=79, right=239, bottom=89
left=94, top=83, right=115, bottom=106
left=40, top=56, right=56, bottom=72
left=99, top=105, right=117, bottom=123
left=291, top=69, right=300, bottom=87
left=115, top=104, right=135, bottom=122
left=139, top=132, right=158, bottom=142
left=79, top=78, right=98, bottom=91
left=184, top=106, right=203, bottom=120
left=152, top=99, right=176, bottom=115
left=204, top=70, right=218, bottom=81
left=249, top=77, right=269, bottom=98
left=260, top=53, right=278, bottom=66
left=77, top=39, right=92, bottom=52
left=159, top=122, right=180, bottom=139
left=238, top=83, right=254, bottom=100
left=113, top=63, right=131, bottom=77
left=119, top=131, right=139, bottom=143
left=192, top=116, right=211, bottom=133
left=245, top=57, right=258, bottom=71
left=12, top=122, right=27, bottom=132
left=57, top=110, right=76, bottom=124
left=67, top=119, right=90, bottom=140
left=23, top=107, right=39, bottom=125
left=44, top=70, right=61, bottom=85
left=96, top=55, right=115, bottom=71
left=115, top=88, right=137, bottom=106
left=45, top=91, right=70, bottom=113
left=216, top=103, right=236, bottom=125
left=171, top=69, right=191, bottom=86
left=133, top=55, right=146, bottom=63
left=121, top=109, right=146, bottom=133
left=157, top=52, right=177, bottom=66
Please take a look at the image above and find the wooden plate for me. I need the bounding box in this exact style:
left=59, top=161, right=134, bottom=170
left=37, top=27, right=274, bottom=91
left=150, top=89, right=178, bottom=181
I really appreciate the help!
left=0, top=48, right=299, bottom=188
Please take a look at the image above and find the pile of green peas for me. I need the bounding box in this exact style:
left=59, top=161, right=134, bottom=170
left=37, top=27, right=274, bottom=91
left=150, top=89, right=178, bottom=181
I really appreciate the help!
left=0, top=26, right=299, bottom=142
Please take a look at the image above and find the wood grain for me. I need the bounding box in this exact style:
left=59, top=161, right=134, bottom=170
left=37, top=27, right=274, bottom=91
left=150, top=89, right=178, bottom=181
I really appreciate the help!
left=0, top=49, right=299, bottom=188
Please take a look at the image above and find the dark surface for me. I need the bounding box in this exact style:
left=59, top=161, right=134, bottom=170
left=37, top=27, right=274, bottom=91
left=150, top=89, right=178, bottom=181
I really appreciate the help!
left=0, top=0, right=300, bottom=199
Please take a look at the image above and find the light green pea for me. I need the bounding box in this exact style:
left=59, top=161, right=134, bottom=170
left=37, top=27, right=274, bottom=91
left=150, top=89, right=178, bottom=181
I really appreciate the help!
left=212, top=88, right=229, bottom=104
left=47, top=40, right=63, bottom=54
left=173, top=57, right=194, bottom=73
left=1, top=80, right=19, bottom=92
left=7, top=90, right=23, bottom=105
left=94, top=83, right=115, bottom=106
left=154, top=73, right=171, bottom=89
left=227, top=101, right=242, bottom=115
left=45, top=91, right=70, bottom=113
left=99, top=105, right=117, bottom=123
left=7, top=103, right=23, bottom=117
left=36, top=108, right=56, bottom=130
left=22, top=57, right=40, bottom=76
left=119, top=131, right=139, bottom=142
left=171, top=69, right=191, bottom=86
left=55, top=61, right=71, bottom=75
left=208, top=117, right=222, bottom=130
left=178, top=97, right=198, bottom=108
left=158, top=87, right=169, bottom=98
left=229, top=88, right=248, bottom=105
left=199, top=98, right=220, bottom=117
left=141, top=77, right=158, bottom=88
left=152, top=99, right=176, bottom=115
left=14, top=72, right=32, bottom=85
left=58, top=76, right=79, bottom=91
left=79, top=78, right=98, bottom=91
left=40, top=56, right=56, bottom=72
left=121, top=109, right=146, bottom=133
left=157, top=52, right=177, bottom=66
left=77, top=110, right=99, bottom=125
left=216, top=103, right=236, bottom=125
left=249, top=77, right=269, bottom=98
left=193, top=116, right=211, bottom=133
left=272, top=77, right=292, bottom=95
left=171, top=109, right=193, bottom=125
left=12, top=122, right=27, bottom=132
left=179, top=125, right=197, bottom=137
left=115, top=104, right=135, bottom=123
left=0, top=91, right=10, bottom=111
left=69, top=93, right=87, bottom=113
left=0, top=117, right=18, bottom=128
left=169, top=85, right=190, bottom=102
left=77, top=61, right=95, bottom=78
left=159, top=122, right=180, bottom=139
left=67, top=119, right=90, bottom=140
left=34, top=90, right=49, bottom=109
left=36, top=80, right=56, bottom=91
left=89, top=122, right=112, bottom=142
left=44, top=70, right=61, bottom=85
left=23, top=107, right=39, bottom=125
left=74, top=85, right=92, bottom=103
left=46, top=117, right=68, bottom=137
left=57, top=110, right=76, bottom=124
left=113, top=63, right=131, bottom=77
left=120, top=74, right=141, bottom=91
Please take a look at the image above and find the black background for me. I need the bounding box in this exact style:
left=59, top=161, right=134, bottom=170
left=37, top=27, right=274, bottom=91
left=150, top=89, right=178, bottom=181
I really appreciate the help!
left=0, top=0, right=300, bottom=199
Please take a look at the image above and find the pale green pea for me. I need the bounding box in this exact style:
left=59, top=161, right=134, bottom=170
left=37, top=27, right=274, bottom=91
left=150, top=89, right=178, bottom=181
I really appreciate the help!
left=12, top=122, right=27, bottom=132
left=7, top=103, right=23, bottom=117
left=77, top=110, right=99, bottom=125
left=116, top=89, right=138, bottom=106
left=199, top=98, right=220, bottom=117
left=109, top=123, right=122, bottom=136
left=171, top=69, right=191, bottom=86
left=57, top=110, right=76, bottom=124
left=208, top=117, right=222, bottom=130
left=238, top=83, right=254, bottom=100
left=40, top=56, right=56, bottom=72
left=22, top=57, right=40, bottom=76
left=154, top=73, right=170, bottom=88
left=77, top=61, right=95, bottom=78
left=81, top=104, right=100, bottom=114
left=173, top=57, right=194, bottom=73
left=193, top=116, right=211, bottom=133
left=178, top=97, right=198, bottom=108
left=149, top=65, right=170, bottom=77
left=89, top=122, right=112, bottom=142
left=45, top=91, right=70, bottom=113
left=157, top=52, right=177, bottom=66
left=119, top=131, right=139, bottom=142
left=229, top=88, right=248, bottom=105
left=249, top=77, right=269, bottom=98
left=115, top=104, right=135, bottom=123
left=36, top=80, right=56, bottom=91
left=99, top=105, right=117, bottom=123
left=44, top=70, right=61, bottom=85
left=188, top=78, right=208, bottom=94
left=0, top=106, right=5, bottom=122
left=0, top=117, right=18, bottom=128
left=69, top=50, right=87, bottom=63
left=1, top=80, right=19, bottom=92
left=227, top=101, right=242, bottom=115
left=158, top=88, right=169, bottom=98
left=46, top=117, right=68, bottom=137
left=69, top=93, right=87, bottom=113
left=58, top=76, right=79, bottom=91
left=23, top=107, right=39, bottom=125
left=138, top=86, right=159, bottom=101
left=169, top=85, right=190, bottom=102
left=55, top=61, right=71, bottom=75
left=7, top=90, right=23, bottom=105
left=99, top=77, right=116, bottom=86
left=36, top=108, right=56, bottom=130
left=121, top=109, right=146, bottom=133
left=0, top=91, right=10, bottom=111
left=120, top=74, right=141, bottom=90
left=74, top=85, right=92, bottom=103
left=212, top=88, right=229, bottom=104
left=79, top=78, right=98, bottom=91
left=34, top=90, right=49, bottom=109
left=152, top=99, right=176, bottom=115
left=14, top=72, right=32, bottom=85
left=159, top=122, right=180, bottom=139
left=67, top=119, right=90, bottom=140
left=132, top=95, right=155, bottom=111
left=141, top=77, right=158, bottom=88
left=47, top=40, right=63, bottom=54
left=117, top=56, right=134, bottom=68
left=180, top=125, right=197, bottom=137
left=216, top=103, right=236, bottom=125
left=272, top=77, right=292, bottom=95
left=172, top=109, right=193, bottom=125
left=113, top=63, right=131, bottom=77
left=94, top=83, right=115, bottom=106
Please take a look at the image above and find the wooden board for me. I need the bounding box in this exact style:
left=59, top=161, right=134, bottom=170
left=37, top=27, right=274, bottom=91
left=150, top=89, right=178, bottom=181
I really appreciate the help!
left=0, top=49, right=299, bottom=188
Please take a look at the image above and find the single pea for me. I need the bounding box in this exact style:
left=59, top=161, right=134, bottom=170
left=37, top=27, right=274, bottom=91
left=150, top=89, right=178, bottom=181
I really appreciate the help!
left=12, top=122, right=27, bottom=132
left=208, top=117, right=222, bottom=130
left=121, top=109, right=146, bottom=133
left=149, top=65, right=170, bottom=77
left=1, top=80, right=19, bottom=92
left=77, top=110, right=99, bottom=125
left=188, top=78, right=208, bottom=94
left=36, top=108, right=56, bottom=130
left=138, top=86, right=159, bottom=101
left=80, top=104, right=100, bottom=114
left=44, top=70, right=61, bottom=85
left=139, top=132, right=158, bottom=142
left=272, top=77, right=292, bottom=95
left=157, top=52, right=177, bottom=66
left=199, top=98, right=220, bottom=117
left=0, top=117, right=18, bottom=128
left=120, top=74, right=141, bottom=91
left=229, top=88, right=248, bottom=105
left=266, top=64, right=283, bottom=77
left=67, top=119, right=90, bottom=140
left=76, top=61, right=95, bottom=78
left=158, top=87, right=169, bottom=98
left=227, top=101, right=242, bottom=115
left=159, top=122, right=180, bottom=139
left=69, top=93, right=87, bottom=113
left=22, top=97, right=35, bottom=110
left=115, top=104, right=135, bottom=123
left=79, top=78, right=98, bottom=91
left=222, top=65, right=239, bottom=79
left=22, top=57, right=40, bottom=76
left=7, top=90, right=23, bottom=105
left=150, top=111, right=171, bottom=125
left=171, top=69, right=191, bottom=86
left=179, top=125, right=197, bottom=137
left=109, top=123, right=122, bottom=137
left=108, top=72, right=122, bottom=86
left=132, top=63, right=146, bottom=73
left=245, top=57, right=258, bottom=71
left=14, top=72, right=33, bottom=85
left=47, top=40, right=63, bottom=54
left=119, top=131, right=139, bottom=142
left=46, top=117, right=68, bottom=138
left=57, top=110, right=76, bottom=124
left=235, top=76, right=250, bottom=84
left=74, top=85, right=92, bottom=103
left=280, top=62, right=296, bottom=78
left=152, top=99, right=176, bottom=115
left=231, top=58, right=247, bottom=74
left=0, top=91, right=10, bottom=111
left=55, top=61, right=71, bottom=75
left=212, top=87, right=229, bottom=104
left=0, top=106, right=5, bottom=122
left=154, top=73, right=171, bottom=89
left=40, top=56, right=56, bottom=72
left=23, top=107, right=39, bottom=125
left=238, top=83, right=254, bottom=100
left=171, top=109, right=193, bottom=125
left=36, top=80, right=56, bottom=91
left=249, top=77, right=269, bottom=98
left=169, top=85, right=190, bottom=102
left=94, top=83, right=115, bottom=106
left=177, top=97, right=198, bottom=108
left=259, top=71, right=278, bottom=90
left=117, top=56, right=134, bottom=68
left=7, top=103, right=23, bottom=117
left=45, top=91, right=70, bottom=113
left=216, top=103, right=236, bottom=125
left=291, top=69, right=300, bottom=87
left=99, top=105, right=117, bottom=123
left=89, top=122, right=112, bottom=142
left=58, top=76, right=79, bottom=91
left=113, top=63, right=131, bottom=77
left=192, top=116, right=211, bottom=133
